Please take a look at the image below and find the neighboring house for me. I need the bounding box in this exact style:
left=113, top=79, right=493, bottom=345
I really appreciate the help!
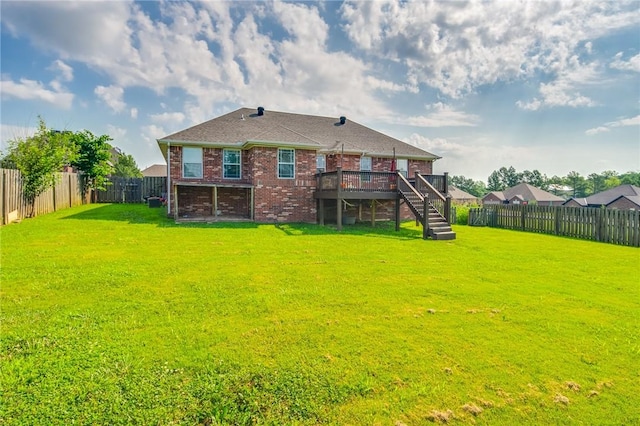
left=482, top=183, right=564, bottom=206
left=563, top=185, right=640, bottom=210
left=449, top=186, right=480, bottom=205
left=141, top=164, right=167, bottom=177
left=156, top=107, right=455, bottom=238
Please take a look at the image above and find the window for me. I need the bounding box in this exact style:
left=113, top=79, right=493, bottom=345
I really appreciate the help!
left=316, top=154, right=326, bottom=173
left=223, top=149, right=241, bottom=179
left=396, top=159, right=408, bottom=177
left=278, top=148, right=295, bottom=179
left=360, top=156, right=372, bottom=182
left=183, top=147, right=202, bottom=178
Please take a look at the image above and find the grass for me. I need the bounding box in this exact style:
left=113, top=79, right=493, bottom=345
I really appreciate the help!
left=1, top=204, right=639, bottom=425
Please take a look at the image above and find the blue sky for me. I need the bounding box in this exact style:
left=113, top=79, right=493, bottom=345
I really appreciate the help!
left=1, top=0, right=638, bottom=181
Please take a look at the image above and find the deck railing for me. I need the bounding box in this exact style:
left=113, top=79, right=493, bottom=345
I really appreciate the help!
left=316, top=169, right=398, bottom=192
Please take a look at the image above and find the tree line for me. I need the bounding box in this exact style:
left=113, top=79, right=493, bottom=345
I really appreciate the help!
left=451, top=166, right=640, bottom=198
left=1, top=117, right=143, bottom=217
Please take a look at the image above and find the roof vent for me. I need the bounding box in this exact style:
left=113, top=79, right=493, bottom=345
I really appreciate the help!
left=257, top=106, right=265, bottom=116
left=339, top=116, right=346, bottom=125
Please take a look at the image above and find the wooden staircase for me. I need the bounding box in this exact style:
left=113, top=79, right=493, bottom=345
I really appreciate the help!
left=397, top=175, right=456, bottom=240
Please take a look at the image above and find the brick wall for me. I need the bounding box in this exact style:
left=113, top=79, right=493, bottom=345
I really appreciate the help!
left=325, top=154, right=433, bottom=174
left=251, top=147, right=317, bottom=222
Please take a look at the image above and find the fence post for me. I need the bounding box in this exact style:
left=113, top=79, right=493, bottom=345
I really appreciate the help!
left=336, top=167, right=343, bottom=232
left=2, top=170, right=6, bottom=225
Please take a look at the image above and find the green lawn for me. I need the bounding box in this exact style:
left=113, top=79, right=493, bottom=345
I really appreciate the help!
left=1, top=204, right=638, bottom=425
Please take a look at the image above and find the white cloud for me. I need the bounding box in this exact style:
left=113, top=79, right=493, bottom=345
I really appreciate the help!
left=94, top=85, right=126, bottom=113
left=400, top=102, right=480, bottom=127
left=149, top=112, right=186, bottom=124
left=106, top=124, right=127, bottom=141
left=516, top=57, right=599, bottom=110
left=610, top=52, right=640, bottom=72
left=1, top=77, right=74, bottom=109
left=141, top=124, right=167, bottom=145
left=130, top=107, right=138, bottom=119
left=340, top=1, right=639, bottom=100
left=587, top=114, right=640, bottom=135
left=585, top=126, right=610, bottom=136
left=48, top=59, right=73, bottom=82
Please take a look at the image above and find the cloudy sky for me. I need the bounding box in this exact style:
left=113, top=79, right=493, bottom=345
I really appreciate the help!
left=1, top=0, right=638, bottom=181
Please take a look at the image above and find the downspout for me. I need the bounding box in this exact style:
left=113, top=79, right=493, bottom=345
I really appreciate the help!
left=166, top=142, right=171, bottom=215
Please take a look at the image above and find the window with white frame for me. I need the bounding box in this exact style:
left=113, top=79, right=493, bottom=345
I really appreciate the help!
left=182, top=147, right=203, bottom=178
left=316, top=154, right=326, bottom=173
left=396, top=159, right=408, bottom=177
left=223, top=149, right=241, bottom=179
left=360, top=156, right=372, bottom=182
left=278, top=148, right=295, bottom=179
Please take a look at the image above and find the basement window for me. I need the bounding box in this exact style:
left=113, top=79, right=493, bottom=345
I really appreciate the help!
left=278, top=148, right=295, bottom=179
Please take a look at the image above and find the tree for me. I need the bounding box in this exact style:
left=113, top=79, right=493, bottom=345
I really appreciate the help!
left=566, top=171, right=588, bottom=198
left=587, top=173, right=605, bottom=195
left=3, top=117, right=75, bottom=217
left=71, top=130, right=113, bottom=192
left=619, top=171, right=640, bottom=186
left=521, top=169, right=548, bottom=189
left=113, top=153, right=143, bottom=178
left=450, top=175, right=486, bottom=197
left=487, top=166, right=521, bottom=191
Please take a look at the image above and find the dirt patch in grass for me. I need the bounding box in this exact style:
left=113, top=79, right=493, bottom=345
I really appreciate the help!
left=554, top=394, right=570, bottom=405
left=462, top=403, right=483, bottom=416
left=427, top=409, right=454, bottom=423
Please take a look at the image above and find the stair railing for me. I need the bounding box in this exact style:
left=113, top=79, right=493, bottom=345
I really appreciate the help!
left=415, top=173, right=451, bottom=224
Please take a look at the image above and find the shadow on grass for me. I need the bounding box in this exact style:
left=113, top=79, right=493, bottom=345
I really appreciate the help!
left=62, top=203, right=426, bottom=239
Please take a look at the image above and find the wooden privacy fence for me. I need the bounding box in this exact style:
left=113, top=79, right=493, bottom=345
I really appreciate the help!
left=96, top=177, right=166, bottom=203
left=469, top=205, right=640, bottom=247
left=1, top=168, right=85, bottom=224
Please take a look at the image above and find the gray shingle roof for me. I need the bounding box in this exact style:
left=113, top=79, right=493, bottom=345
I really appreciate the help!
left=449, top=186, right=478, bottom=200
left=502, top=183, right=564, bottom=203
left=158, top=107, right=439, bottom=159
left=586, top=185, right=640, bottom=205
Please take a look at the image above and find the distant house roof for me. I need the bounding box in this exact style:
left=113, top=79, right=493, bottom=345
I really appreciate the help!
left=142, top=164, right=167, bottom=177
left=449, top=186, right=478, bottom=201
left=157, top=107, right=440, bottom=160
left=563, top=197, right=588, bottom=207
left=483, top=183, right=564, bottom=204
left=586, top=185, right=640, bottom=206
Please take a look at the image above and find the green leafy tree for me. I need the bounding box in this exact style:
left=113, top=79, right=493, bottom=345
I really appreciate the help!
left=619, top=171, right=640, bottom=186
left=3, top=117, right=75, bottom=217
left=71, top=130, right=113, bottom=192
left=450, top=175, right=486, bottom=197
left=113, top=153, right=143, bottom=178
left=521, top=169, right=548, bottom=189
left=566, top=171, right=588, bottom=198
left=587, top=173, right=605, bottom=195
left=487, top=171, right=503, bottom=191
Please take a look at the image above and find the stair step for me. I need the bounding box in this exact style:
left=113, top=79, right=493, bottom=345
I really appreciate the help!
left=431, top=231, right=456, bottom=240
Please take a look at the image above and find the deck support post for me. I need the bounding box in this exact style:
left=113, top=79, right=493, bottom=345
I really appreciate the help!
left=173, top=184, right=178, bottom=221
left=250, top=187, right=254, bottom=220
left=371, top=200, right=376, bottom=227
left=319, top=199, right=325, bottom=225
left=395, top=195, right=400, bottom=231
left=423, top=196, right=429, bottom=240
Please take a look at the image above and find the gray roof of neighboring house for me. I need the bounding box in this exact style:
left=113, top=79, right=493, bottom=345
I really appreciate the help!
left=484, top=191, right=506, bottom=201
left=157, top=107, right=439, bottom=160
left=585, top=185, right=640, bottom=206
left=483, top=183, right=564, bottom=203
left=142, top=164, right=167, bottom=177
left=449, top=186, right=478, bottom=200
left=503, top=183, right=564, bottom=203
left=563, top=197, right=588, bottom=206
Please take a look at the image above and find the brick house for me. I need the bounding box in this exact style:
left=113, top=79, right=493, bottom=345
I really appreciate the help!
left=563, top=185, right=640, bottom=210
left=482, top=183, right=564, bottom=206
left=157, top=107, right=455, bottom=239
